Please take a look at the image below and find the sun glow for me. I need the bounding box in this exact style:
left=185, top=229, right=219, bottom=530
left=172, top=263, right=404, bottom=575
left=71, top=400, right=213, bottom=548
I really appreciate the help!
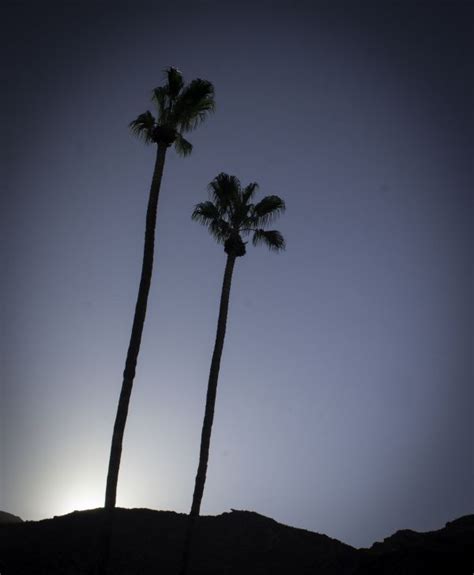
left=56, top=487, right=103, bottom=516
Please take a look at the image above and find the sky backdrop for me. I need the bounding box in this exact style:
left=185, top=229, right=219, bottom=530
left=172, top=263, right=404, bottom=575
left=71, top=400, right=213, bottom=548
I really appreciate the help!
left=2, top=0, right=473, bottom=548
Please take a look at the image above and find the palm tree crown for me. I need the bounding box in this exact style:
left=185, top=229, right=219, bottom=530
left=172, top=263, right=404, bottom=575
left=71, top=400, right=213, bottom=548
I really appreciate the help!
left=129, top=67, right=215, bottom=156
left=192, top=172, right=286, bottom=256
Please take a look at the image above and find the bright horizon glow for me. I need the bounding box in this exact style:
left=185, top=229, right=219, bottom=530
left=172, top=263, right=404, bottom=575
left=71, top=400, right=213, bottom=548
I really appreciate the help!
left=55, top=487, right=103, bottom=516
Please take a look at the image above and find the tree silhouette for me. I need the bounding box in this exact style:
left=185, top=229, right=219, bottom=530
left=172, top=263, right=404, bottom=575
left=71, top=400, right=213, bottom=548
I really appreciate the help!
left=99, top=67, right=215, bottom=575
left=180, top=173, right=286, bottom=575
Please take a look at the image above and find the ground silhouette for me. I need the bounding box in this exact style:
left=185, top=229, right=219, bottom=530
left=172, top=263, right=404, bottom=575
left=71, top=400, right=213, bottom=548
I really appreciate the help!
left=0, top=511, right=23, bottom=525
left=0, top=508, right=472, bottom=574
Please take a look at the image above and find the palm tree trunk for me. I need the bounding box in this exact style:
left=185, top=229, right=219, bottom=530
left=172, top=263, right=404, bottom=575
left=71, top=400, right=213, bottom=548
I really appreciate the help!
left=97, top=144, right=167, bottom=575
left=180, top=253, right=237, bottom=575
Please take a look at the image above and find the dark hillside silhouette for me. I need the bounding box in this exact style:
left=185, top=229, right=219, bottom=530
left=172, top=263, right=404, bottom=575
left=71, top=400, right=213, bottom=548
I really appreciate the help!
left=0, top=508, right=472, bottom=574
left=0, top=511, right=23, bottom=524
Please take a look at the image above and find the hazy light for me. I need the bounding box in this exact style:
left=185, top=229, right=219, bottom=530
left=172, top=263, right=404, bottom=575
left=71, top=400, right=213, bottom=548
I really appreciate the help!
left=55, top=485, right=102, bottom=516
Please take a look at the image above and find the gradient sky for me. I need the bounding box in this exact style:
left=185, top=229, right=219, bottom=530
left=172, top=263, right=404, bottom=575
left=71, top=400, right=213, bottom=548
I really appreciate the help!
left=2, top=0, right=473, bottom=548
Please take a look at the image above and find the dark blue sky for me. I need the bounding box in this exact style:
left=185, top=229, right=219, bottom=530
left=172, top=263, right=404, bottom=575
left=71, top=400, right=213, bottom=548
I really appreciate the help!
left=2, top=0, right=472, bottom=547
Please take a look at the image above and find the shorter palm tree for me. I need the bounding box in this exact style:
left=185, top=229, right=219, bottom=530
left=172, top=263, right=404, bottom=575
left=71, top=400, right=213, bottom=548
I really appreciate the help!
left=180, top=173, right=286, bottom=575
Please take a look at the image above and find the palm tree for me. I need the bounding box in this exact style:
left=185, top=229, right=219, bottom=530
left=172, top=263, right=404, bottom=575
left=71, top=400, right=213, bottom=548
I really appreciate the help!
left=180, top=173, right=286, bottom=575
left=99, top=67, right=215, bottom=574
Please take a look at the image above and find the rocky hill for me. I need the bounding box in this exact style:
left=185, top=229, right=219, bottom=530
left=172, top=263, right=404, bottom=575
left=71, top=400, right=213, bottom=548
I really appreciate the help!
left=0, top=511, right=23, bottom=525
left=0, top=508, right=472, bottom=574
left=357, top=514, right=473, bottom=574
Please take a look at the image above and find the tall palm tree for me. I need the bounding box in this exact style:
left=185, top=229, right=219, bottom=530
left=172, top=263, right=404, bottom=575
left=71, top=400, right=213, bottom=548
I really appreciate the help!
left=105, top=66, right=215, bottom=510
left=99, top=67, right=214, bottom=574
left=180, top=173, right=286, bottom=575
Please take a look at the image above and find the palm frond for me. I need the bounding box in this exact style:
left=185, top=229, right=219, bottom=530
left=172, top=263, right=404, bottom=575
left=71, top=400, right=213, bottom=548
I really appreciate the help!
left=232, top=199, right=252, bottom=229
left=209, top=219, right=232, bottom=242
left=252, top=229, right=286, bottom=251
left=165, top=66, right=184, bottom=99
left=192, top=201, right=220, bottom=223
left=242, top=182, right=259, bottom=204
left=208, top=173, right=241, bottom=213
left=192, top=201, right=231, bottom=242
left=172, top=78, right=215, bottom=132
left=251, top=195, right=286, bottom=226
left=174, top=133, right=193, bottom=157
left=152, top=86, right=171, bottom=121
left=129, top=111, right=156, bottom=144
